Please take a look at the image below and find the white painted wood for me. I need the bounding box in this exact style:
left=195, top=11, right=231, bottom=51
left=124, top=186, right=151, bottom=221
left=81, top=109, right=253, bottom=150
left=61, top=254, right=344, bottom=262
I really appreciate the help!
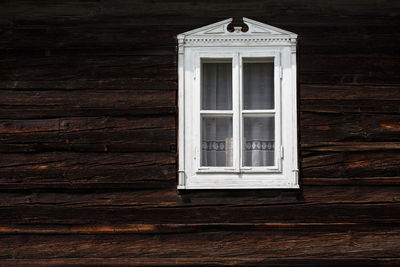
left=178, top=18, right=298, bottom=189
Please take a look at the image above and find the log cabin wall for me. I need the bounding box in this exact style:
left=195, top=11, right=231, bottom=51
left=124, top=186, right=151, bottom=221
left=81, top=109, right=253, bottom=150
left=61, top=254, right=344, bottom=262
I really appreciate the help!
left=0, top=0, right=399, bottom=265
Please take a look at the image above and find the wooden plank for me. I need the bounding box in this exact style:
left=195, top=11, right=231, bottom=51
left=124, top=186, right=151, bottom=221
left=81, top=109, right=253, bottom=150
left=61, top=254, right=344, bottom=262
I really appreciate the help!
left=0, top=152, right=176, bottom=189
left=301, top=151, right=400, bottom=178
left=301, top=142, right=400, bottom=152
left=2, top=257, right=400, bottom=267
left=300, top=85, right=400, bottom=100
left=301, top=99, right=400, bottom=114
left=0, top=90, right=176, bottom=119
left=0, top=186, right=399, bottom=230
left=300, top=112, right=400, bottom=142
left=0, top=202, right=399, bottom=225
left=0, top=55, right=177, bottom=82
left=300, top=54, right=400, bottom=75
left=1, top=0, right=398, bottom=26
left=0, top=222, right=394, bottom=235
left=0, top=229, right=399, bottom=259
left=302, top=177, right=400, bottom=186
left=0, top=116, right=176, bottom=152
left=1, top=186, right=398, bottom=208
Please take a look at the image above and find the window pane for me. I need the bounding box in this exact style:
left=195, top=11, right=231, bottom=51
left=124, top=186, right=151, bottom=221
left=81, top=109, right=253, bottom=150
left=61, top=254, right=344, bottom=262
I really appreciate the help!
left=243, top=116, right=274, bottom=166
left=201, top=62, right=232, bottom=110
left=243, top=62, right=274, bottom=110
left=201, top=117, right=233, bottom=167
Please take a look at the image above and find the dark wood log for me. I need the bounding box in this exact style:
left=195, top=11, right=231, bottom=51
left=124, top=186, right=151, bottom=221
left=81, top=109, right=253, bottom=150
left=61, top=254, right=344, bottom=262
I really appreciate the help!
left=1, top=186, right=399, bottom=208
left=0, top=90, right=176, bottom=119
left=1, top=202, right=399, bottom=225
left=0, top=152, right=176, bottom=189
left=300, top=85, right=400, bottom=100
left=300, top=112, right=400, bottom=142
left=2, top=257, right=400, bottom=267
left=301, top=151, right=400, bottom=178
left=301, top=99, right=400, bottom=114
left=0, top=116, right=176, bottom=152
left=0, top=186, right=399, bottom=230
left=0, top=229, right=399, bottom=259
left=0, top=55, right=177, bottom=81
left=302, top=177, right=400, bottom=186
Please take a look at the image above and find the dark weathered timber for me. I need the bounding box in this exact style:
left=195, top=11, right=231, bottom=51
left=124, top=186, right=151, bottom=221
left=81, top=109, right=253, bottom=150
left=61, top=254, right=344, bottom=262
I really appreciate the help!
left=0, top=116, right=176, bottom=152
left=0, top=55, right=177, bottom=82
left=1, top=186, right=398, bottom=208
left=0, top=230, right=399, bottom=259
left=0, top=0, right=400, bottom=265
left=0, top=186, right=399, bottom=230
left=2, top=258, right=400, bottom=267
left=0, top=90, right=176, bottom=119
left=300, top=112, right=400, bottom=143
left=1, top=202, right=400, bottom=225
left=0, top=152, right=176, bottom=189
left=301, top=151, right=400, bottom=178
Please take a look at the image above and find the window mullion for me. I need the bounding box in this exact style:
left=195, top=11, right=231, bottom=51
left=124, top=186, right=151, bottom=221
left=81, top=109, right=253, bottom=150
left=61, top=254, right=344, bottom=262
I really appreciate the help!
left=232, top=52, right=241, bottom=172
left=237, top=52, right=243, bottom=171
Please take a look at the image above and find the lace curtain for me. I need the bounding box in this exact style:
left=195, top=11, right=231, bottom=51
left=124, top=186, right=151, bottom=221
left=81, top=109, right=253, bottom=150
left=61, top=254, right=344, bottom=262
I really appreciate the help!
left=201, top=62, right=275, bottom=167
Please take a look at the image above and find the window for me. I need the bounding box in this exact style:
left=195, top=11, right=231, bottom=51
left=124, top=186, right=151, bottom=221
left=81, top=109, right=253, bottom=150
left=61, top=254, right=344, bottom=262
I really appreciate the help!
left=177, top=18, right=298, bottom=189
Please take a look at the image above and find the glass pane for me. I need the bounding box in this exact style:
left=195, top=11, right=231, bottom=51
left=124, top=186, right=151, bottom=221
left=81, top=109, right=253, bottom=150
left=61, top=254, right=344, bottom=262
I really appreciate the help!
left=201, top=117, right=233, bottom=167
left=243, top=116, right=274, bottom=167
left=201, top=62, right=232, bottom=110
left=243, top=62, right=274, bottom=110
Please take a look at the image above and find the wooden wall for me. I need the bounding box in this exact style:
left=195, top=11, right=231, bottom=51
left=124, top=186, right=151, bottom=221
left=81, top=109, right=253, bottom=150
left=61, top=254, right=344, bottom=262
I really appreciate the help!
left=0, top=0, right=400, bottom=265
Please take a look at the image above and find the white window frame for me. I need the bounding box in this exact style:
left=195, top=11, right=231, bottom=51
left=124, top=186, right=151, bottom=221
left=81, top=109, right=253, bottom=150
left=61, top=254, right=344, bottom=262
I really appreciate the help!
left=177, top=18, right=299, bottom=189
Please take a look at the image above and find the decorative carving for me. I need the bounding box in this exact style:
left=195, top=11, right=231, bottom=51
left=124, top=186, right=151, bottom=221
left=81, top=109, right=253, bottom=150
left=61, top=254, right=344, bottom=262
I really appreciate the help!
left=233, top=26, right=242, bottom=33
left=178, top=17, right=297, bottom=48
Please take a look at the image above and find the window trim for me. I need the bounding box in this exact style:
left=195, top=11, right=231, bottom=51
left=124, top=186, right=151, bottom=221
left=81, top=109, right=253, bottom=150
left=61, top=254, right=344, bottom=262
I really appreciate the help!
left=177, top=18, right=299, bottom=189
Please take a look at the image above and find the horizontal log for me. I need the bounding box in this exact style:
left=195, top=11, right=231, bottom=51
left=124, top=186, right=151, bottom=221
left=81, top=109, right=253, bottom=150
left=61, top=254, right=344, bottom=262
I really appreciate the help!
left=0, top=202, right=399, bottom=225
left=301, top=142, right=400, bottom=152
left=0, top=222, right=394, bottom=235
left=0, top=90, right=176, bottom=119
left=0, top=116, right=176, bottom=152
left=0, top=229, right=399, bottom=259
left=2, top=25, right=399, bottom=60
left=1, top=257, right=400, bottom=267
left=1, top=54, right=398, bottom=86
left=301, top=99, right=400, bottom=114
left=1, top=186, right=398, bottom=208
left=301, top=151, right=400, bottom=178
left=0, top=187, right=398, bottom=228
left=300, top=54, right=400, bottom=74
left=299, top=73, right=400, bottom=86
left=300, top=112, right=400, bottom=142
left=2, top=23, right=399, bottom=55
left=0, top=79, right=177, bottom=90
left=0, top=152, right=176, bottom=189
left=300, top=85, right=400, bottom=100
left=0, top=55, right=176, bottom=81
left=302, top=177, right=400, bottom=186
left=1, top=1, right=397, bottom=29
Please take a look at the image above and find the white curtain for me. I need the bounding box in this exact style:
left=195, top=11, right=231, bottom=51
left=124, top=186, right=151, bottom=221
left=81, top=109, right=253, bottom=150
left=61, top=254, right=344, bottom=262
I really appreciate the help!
left=201, top=63, right=232, bottom=167
left=202, top=117, right=233, bottom=167
left=201, top=62, right=275, bottom=167
left=202, top=63, right=232, bottom=110
left=243, top=62, right=275, bottom=166
left=243, top=62, right=274, bottom=109
left=243, top=117, right=275, bottom=166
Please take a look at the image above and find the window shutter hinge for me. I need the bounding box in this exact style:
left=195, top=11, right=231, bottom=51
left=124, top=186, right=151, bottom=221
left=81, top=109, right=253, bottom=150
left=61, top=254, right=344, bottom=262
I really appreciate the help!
left=279, top=66, right=283, bottom=79
left=280, top=145, right=284, bottom=159
left=292, top=169, right=299, bottom=185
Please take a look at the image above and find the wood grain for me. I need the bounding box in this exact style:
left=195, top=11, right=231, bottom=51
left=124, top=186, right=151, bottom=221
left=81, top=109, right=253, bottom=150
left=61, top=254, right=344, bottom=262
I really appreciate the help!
left=0, top=0, right=399, bottom=265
